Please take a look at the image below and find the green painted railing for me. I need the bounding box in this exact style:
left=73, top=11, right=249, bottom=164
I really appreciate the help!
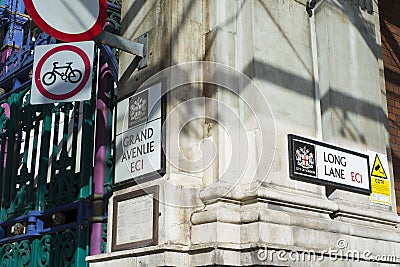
left=0, top=2, right=120, bottom=265
left=0, top=84, right=97, bottom=266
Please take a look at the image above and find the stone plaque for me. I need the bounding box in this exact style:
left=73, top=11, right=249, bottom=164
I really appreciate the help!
left=112, top=185, right=159, bottom=251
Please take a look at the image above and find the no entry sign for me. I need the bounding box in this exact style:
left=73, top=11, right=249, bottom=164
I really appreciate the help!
left=24, top=0, right=107, bottom=42
left=30, top=41, right=95, bottom=105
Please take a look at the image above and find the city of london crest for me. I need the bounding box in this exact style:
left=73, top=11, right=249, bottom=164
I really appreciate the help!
left=296, top=146, right=314, bottom=169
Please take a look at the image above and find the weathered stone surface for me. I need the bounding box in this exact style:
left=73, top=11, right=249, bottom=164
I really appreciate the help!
left=88, top=0, right=400, bottom=266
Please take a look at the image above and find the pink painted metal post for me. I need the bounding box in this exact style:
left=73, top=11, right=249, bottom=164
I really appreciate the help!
left=90, top=60, right=111, bottom=255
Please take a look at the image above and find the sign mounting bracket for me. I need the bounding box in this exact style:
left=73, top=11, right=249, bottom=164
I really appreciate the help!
left=94, top=31, right=148, bottom=69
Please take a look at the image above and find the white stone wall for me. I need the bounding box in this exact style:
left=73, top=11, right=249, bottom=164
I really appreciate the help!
left=87, top=0, right=400, bottom=266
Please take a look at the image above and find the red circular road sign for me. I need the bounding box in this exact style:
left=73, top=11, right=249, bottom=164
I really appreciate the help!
left=35, top=45, right=91, bottom=100
left=24, top=0, right=107, bottom=42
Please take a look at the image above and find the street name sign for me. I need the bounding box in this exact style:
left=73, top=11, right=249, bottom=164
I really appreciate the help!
left=288, top=134, right=370, bottom=194
left=115, top=82, right=164, bottom=184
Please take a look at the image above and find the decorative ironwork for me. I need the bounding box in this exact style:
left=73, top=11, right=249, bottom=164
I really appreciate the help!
left=106, top=2, right=121, bottom=36
left=0, top=231, right=80, bottom=267
left=0, top=0, right=120, bottom=264
left=46, top=102, right=81, bottom=208
left=0, top=32, right=55, bottom=92
left=107, top=0, right=122, bottom=9
left=49, top=230, right=77, bottom=266
left=0, top=239, right=32, bottom=267
left=38, top=235, right=51, bottom=266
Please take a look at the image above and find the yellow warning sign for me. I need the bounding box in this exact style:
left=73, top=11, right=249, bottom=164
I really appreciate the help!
left=371, top=154, right=387, bottom=179
left=370, top=177, right=391, bottom=205
left=368, top=152, right=391, bottom=206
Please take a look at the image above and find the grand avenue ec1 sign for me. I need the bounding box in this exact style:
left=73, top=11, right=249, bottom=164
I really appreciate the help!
left=24, top=0, right=107, bottom=42
left=115, top=83, right=165, bottom=184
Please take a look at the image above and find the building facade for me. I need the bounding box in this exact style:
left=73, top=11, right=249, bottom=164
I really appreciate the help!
left=0, top=0, right=399, bottom=266
left=88, top=0, right=400, bottom=266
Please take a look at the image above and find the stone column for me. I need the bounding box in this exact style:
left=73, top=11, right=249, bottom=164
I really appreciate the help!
left=87, top=1, right=400, bottom=266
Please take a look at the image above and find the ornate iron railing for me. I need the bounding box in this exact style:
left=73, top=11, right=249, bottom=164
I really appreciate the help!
left=0, top=0, right=121, bottom=265
left=0, top=77, right=97, bottom=266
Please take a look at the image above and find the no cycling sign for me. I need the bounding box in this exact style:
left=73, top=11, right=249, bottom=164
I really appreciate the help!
left=30, top=41, right=95, bottom=104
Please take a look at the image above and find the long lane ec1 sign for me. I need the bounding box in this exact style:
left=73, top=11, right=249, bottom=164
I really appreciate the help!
left=288, top=134, right=370, bottom=194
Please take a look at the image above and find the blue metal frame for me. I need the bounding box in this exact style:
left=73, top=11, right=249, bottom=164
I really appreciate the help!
left=0, top=198, right=98, bottom=244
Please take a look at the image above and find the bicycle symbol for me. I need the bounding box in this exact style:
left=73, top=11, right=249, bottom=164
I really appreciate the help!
left=42, top=61, right=83, bottom=86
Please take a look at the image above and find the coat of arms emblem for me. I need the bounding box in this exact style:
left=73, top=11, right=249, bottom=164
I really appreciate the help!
left=130, top=96, right=147, bottom=121
left=128, top=90, right=148, bottom=128
left=295, top=146, right=314, bottom=169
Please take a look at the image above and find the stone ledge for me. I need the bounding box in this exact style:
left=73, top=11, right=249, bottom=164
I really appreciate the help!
left=195, top=187, right=400, bottom=227
left=86, top=241, right=400, bottom=266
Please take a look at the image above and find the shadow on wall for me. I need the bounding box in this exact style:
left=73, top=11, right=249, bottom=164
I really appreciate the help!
left=119, top=0, right=387, bottom=160
left=314, top=0, right=378, bottom=57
